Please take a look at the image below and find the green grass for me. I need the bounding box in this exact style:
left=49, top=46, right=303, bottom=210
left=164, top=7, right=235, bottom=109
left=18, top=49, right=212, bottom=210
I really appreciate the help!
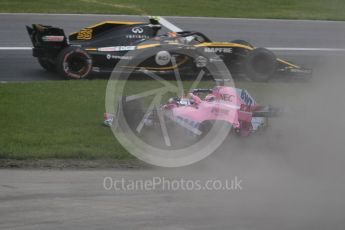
left=1, top=0, right=345, bottom=20
left=0, top=80, right=129, bottom=159
left=0, top=79, right=217, bottom=160
left=0, top=79, right=308, bottom=160
left=0, top=79, right=213, bottom=160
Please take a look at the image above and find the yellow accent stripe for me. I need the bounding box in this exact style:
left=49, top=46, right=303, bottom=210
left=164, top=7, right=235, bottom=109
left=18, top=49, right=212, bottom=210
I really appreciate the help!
left=195, top=42, right=254, bottom=50
left=122, top=56, right=189, bottom=71
left=277, top=58, right=299, bottom=68
left=70, top=21, right=143, bottom=36
left=136, top=43, right=161, bottom=49
left=87, top=21, right=143, bottom=29
left=85, top=48, right=97, bottom=51
left=85, top=43, right=161, bottom=51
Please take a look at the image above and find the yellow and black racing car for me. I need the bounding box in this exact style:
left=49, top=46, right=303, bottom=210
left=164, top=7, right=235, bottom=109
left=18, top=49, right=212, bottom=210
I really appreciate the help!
left=26, top=18, right=311, bottom=82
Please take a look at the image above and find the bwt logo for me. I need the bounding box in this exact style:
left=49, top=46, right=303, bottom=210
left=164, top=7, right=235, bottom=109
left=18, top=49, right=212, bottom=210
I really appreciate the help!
left=132, top=27, right=144, bottom=34
left=240, top=90, right=253, bottom=106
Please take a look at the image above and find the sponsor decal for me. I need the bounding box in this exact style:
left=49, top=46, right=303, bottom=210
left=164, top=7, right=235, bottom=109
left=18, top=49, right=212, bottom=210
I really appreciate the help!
left=240, top=90, right=253, bottom=106
left=126, top=34, right=150, bottom=39
left=98, top=46, right=136, bottom=52
left=175, top=116, right=200, bottom=129
left=289, top=68, right=312, bottom=73
left=92, top=67, right=101, bottom=72
left=131, top=27, right=144, bottom=34
left=195, top=56, right=207, bottom=68
left=211, top=107, right=230, bottom=115
left=77, top=28, right=92, bottom=40
left=42, top=36, right=65, bottom=42
left=204, top=47, right=232, bottom=53
left=220, top=94, right=234, bottom=102
left=155, top=51, right=171, bottom=66
left=106, top=54, right=133, bottom=60
left=240, top=104, right=251, bottom=112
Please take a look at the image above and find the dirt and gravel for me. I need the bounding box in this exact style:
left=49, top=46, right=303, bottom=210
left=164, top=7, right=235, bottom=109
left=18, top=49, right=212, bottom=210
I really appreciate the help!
left=0, top=159, right=149, bottom=169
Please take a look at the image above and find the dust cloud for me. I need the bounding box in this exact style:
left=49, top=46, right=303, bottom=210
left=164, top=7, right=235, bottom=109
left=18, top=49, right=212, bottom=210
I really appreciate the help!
left=145, top=56, right=345, bottom=229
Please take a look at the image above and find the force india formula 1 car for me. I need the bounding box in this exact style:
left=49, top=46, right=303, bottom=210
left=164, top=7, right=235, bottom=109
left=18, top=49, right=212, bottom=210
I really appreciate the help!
left=104, top=81, right=281, bottom=138
left=27, top=19, right=312, bottom=82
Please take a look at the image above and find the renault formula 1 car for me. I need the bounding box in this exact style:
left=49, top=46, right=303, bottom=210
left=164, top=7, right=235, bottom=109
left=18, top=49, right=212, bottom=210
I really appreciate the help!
left=26, top=18, right=162, bottom=79
left=104, top=81, right=281, bottom=138
left=27, top=19, right=311, bottom=82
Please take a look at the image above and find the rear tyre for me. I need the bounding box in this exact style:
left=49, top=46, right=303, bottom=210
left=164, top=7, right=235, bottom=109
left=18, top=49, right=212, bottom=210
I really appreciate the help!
left=121, top=97, right=146, bottom=132
left=38, top=58, right=56, bottom=72
left=245, top=47, right=277, bottom=82
left=198, top=121, right=213, bottom=139
left=56, top=47, right=92, bottom=79
left=198, top=120, right=232, bottom=141
left=231, top=39, right=254, bottom=48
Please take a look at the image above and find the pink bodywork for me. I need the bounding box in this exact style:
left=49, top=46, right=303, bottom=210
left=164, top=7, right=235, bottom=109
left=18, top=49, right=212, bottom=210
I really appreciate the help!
left=162, top=86, right=259, bottom=136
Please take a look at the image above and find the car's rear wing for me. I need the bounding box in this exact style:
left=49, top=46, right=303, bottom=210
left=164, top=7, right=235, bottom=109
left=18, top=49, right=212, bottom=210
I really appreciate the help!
left=26, top=24, right=68, bottom=58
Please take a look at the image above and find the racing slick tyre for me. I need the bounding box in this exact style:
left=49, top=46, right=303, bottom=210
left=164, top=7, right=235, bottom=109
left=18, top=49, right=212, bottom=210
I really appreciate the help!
left=38, top=58, right=56, bottom=72
left=198, top=120, right=232, bottom=140
left=245, top=47, right=277, bottom=82
left=120, top=97, right=146, bottom=132
left=231, top=39, right=254, bottom=48
left=199, top=121, right=213, bottom=138
left=56, top=46, right=92, bottom=79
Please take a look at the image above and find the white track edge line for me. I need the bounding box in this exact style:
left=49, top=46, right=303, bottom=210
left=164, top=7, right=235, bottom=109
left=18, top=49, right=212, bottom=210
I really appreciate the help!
left=1, top=47, right=345, bottom=52
left=267, top=47, right=345, bottom=51
left=159, top=16, right=183, bottom=32
left=0, top=47, right=32, bottom=50
left=1, top=13, right=345, bottom=24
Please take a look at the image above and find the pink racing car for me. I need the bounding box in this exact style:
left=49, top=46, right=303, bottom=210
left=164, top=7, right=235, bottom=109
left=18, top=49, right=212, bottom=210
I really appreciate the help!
left=104, top=82, right=281, bottom=138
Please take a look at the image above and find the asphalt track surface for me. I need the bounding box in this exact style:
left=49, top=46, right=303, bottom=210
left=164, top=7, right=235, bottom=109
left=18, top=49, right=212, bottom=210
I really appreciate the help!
left=1, top=13, right=345, bottom=81
left=1, top=14, right=345, bottom=230
left=1, top=167, right=345, bottom=230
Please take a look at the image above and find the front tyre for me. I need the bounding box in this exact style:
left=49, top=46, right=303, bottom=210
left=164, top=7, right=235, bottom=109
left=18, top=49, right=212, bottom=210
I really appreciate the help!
left=56, top=47, right=92, bottom=79
left=245, top=48, right=277, bottom=82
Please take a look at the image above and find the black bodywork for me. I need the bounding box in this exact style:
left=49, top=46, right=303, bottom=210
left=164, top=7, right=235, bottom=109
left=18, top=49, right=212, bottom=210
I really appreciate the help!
left=26, top=19, right=312, bottom=81
left=26, top=18, right=161, bottom=78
